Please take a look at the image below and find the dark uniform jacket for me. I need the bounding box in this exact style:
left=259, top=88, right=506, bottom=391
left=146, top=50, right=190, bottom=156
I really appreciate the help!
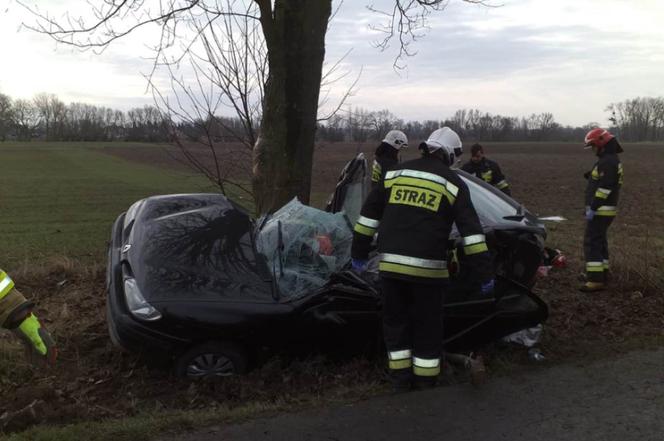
left=584, top=138, right=623, bottom=217
left=352, top=155, right=492, bottom=285
left=371, top=143, right=399, bottom=189
left=461, top=158, right=511, bottom=195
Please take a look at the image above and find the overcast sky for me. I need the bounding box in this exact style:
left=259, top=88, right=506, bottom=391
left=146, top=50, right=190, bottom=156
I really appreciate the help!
left=1, top=0, right=663, bottom=127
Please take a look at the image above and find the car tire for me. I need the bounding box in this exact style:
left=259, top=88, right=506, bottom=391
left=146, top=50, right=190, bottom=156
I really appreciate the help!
left=174, top=341, right=248, bottom=379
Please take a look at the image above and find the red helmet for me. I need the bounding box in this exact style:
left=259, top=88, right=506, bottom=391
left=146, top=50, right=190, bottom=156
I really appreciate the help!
left=584, top=128, right=614, bottom=149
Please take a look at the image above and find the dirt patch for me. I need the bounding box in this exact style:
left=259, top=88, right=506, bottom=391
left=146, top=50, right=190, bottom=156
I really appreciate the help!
left=3, top=141, right=664, bottom=433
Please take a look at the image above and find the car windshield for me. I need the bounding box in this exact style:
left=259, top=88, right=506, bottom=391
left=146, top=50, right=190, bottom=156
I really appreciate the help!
left=256, top=198, right=353, bottom=299
left=456, top=169, right=520, bottom=227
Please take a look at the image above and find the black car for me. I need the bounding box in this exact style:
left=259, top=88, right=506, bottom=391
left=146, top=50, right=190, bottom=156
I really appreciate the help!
left=106, top=154, right=548, bottom=378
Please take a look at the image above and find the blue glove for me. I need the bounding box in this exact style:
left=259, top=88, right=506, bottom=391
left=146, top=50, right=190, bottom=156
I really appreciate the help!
left=585, top=206, right=595, bottom=221
left=480, top=279, right=495, bottom=296
left=351, top=258, right=368, bottom=274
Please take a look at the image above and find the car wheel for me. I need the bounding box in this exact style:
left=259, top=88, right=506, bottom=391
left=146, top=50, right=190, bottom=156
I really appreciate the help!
left=174, top=341, right=248, bottom=379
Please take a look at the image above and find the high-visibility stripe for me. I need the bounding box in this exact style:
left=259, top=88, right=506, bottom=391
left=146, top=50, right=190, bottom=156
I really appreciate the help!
left=464, top=243, right=489, bottom=255
left=381, top=253, right=446, bottom=269
left=0, top=272, right=15, bottom=299
left=618, top=164, right=624, bottom=185
left=481, top=171, right=493, bottom=182
left=357, top=215, right=380, bottom=228
left=595, top=188, right=611, bottom=199
left=385, top=169, right=459, bottom=197
left=591, top=167, right=599, bottom=180
left=385, top=176, right=445, bottom=194
left=413, top=357, right=441, bottom=377
left=371, top=160, right=382, bottom=182
left=389, top=349, right=412, bottom=360
left=596, top=205, right=617, bottom=216
left=388, top=349, right=413, bottom=370
left=390, top=359, right=412, bottom=370
left=496, top=180, right=509, bottom=189
left=586, top=262, right=604, bottom=272
left=353, top=223, right=376, bottom=237
left=379, top=262, right=449, bottom=279
left=413, top=357, right=440, bottom=368
left=603, top=260, right=610, bottom=269
left=462, top=234, right=485, bottom=246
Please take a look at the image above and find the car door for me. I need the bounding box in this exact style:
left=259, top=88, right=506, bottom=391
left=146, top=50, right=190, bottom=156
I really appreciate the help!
left=325, top=153, right=369, bottom=227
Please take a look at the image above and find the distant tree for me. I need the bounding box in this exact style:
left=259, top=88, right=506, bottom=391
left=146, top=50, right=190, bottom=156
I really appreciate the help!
left=607, top=97, right=664, bottom=141
left=367, top=109, right=401, bottom=141
left=11, top=99, right=39, bottom=141
left=33, top=93, right=67, bottom=140
left=0, top=93, right=13, bottom=141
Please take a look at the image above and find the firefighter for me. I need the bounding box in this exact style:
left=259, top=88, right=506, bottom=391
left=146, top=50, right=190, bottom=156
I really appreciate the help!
left=580, top=128, right=624, bottom=292
left=371, top=130, right=408, bottom=188
left=461, top=143, right=511, bottom=195
left=351, top=127, right=493, bottom=391
left=0, top=269, right=57, bottom=366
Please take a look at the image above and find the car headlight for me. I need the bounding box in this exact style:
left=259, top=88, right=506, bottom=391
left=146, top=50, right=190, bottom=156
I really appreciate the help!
left=123, top=278, right=162, bottom=321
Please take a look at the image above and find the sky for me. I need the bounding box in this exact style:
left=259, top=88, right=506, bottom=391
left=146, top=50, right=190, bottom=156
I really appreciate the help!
left=1, top=0, right=663, bottom=127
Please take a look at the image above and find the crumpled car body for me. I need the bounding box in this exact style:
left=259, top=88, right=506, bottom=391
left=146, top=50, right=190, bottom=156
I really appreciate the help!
left=106, top=154, right=548, bottom=377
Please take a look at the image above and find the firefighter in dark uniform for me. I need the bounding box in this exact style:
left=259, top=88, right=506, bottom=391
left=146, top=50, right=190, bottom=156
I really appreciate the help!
left=0, top=269, right=57, bottom=366
left=371, top=130, right=408, bottom=188
left=351, top=127, right=493, bottom=391
left=580, top=128, right=624, bottom=292
left=461, top=143, right=511, bottom=195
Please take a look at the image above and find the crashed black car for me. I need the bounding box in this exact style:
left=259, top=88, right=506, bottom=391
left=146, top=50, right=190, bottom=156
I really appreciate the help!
left=106, top=154, right=548, bottom=378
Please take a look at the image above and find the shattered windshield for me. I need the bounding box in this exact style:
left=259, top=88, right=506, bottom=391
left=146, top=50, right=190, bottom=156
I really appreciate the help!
left=256, top=198, right=352, bottom=299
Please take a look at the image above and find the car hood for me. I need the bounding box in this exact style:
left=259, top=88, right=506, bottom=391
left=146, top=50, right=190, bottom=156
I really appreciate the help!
left=121, top=194, right=272, bottom=303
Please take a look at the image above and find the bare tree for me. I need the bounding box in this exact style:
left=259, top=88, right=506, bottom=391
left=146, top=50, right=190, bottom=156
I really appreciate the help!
left=11, top=99, right=40, bottom=141
left=20, top=0, right=486, bottom=213
left=0, top=93, right=14, bottom=141
left=607, top=97, right=664, bottom=142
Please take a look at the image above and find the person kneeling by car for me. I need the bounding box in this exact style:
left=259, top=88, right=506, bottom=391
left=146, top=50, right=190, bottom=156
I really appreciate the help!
left=0, top=268, right=57, bottom=367
left=351, top=127, right=494, bottom=392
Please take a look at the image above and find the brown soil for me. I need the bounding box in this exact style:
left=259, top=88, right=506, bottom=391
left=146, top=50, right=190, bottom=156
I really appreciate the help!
left=3, top=141, right=664, bottom=433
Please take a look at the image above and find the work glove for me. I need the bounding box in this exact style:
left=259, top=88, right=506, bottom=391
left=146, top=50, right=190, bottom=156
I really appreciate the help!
left=585, top=206, right=595, bottom=221
left=12, top=313, right=58, bottom=367
left=480, top=279, right=495, bottom=296
left=351, top=258, right=368, bottom=274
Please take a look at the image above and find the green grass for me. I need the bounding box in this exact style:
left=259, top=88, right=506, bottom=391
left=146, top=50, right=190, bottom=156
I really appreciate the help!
left=0, top=142, right=221, bottom=268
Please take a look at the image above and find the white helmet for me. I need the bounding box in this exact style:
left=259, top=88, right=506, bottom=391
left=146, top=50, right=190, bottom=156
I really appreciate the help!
left=419, top=127, right=463, bottom=165
left=382, top=130, right=408, bottom=150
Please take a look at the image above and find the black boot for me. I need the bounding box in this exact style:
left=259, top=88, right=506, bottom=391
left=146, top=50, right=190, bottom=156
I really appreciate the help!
left=390, top=369, right=413, bottom=393
left=412, top=376, right=437, bottom=390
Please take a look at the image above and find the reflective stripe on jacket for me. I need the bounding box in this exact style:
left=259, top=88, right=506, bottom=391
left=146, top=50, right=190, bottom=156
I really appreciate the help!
left=585, top=139, right=623, bottom=217
left=352, top=156, right=491, bottom=284
left=461, top=158, right=511, bottom=195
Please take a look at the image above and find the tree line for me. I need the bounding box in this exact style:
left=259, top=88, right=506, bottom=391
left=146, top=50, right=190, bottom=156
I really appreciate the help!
left=2, top=90, right=663, bottom=146
left=0, top=92, right=170, bottom=142
left=317, top=99, right=664, bottom=144
left=316, top=108, right=588, bottom=143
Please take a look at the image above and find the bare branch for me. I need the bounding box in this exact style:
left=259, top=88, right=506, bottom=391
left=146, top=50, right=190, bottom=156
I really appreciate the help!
left=367, top=0, right=498, bottom=70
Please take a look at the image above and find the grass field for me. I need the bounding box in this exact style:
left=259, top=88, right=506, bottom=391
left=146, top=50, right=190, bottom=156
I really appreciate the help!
left=0, top=142, right=219, bottom=268
left=1, top=140, right=664, bottom=439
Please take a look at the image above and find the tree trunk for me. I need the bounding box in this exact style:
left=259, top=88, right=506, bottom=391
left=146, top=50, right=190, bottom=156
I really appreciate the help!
left=253, top=0, right=331, bottom=214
